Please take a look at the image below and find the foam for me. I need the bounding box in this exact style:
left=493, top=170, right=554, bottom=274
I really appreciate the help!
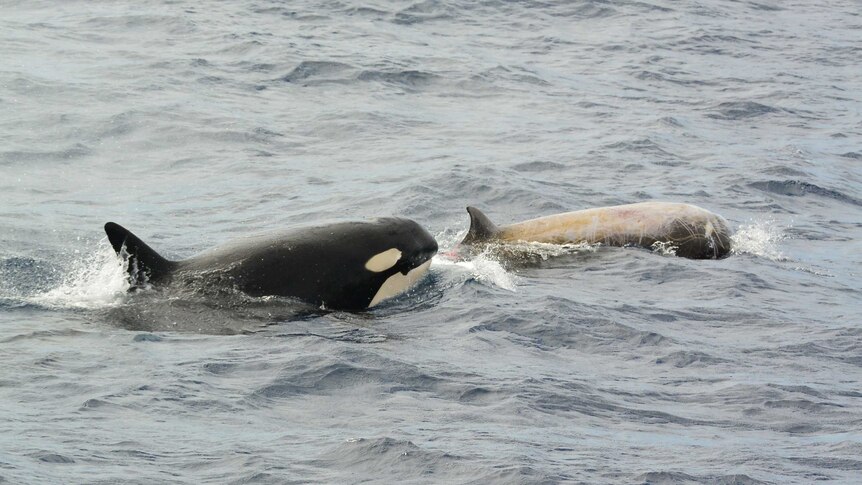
left=432, top=253, right=518, bottom=292
left=30, top=239, right=130, bottom=309
left=730, top=218, right=787, bottom=261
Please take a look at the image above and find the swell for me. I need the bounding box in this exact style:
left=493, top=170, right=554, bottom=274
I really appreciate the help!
left=749, top=180, right=861, bottom=206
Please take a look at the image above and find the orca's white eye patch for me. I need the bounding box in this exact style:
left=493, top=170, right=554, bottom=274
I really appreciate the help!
left=364, top=248, right=402, bottom=272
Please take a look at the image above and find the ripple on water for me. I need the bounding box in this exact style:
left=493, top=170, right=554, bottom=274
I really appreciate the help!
left=749, top=180, right=862, bottom=206
left=634, top=471, right=769, bottom=485
left=706, top=101, right=781, bottom=120
left=279, top=61, right=355, bottom=84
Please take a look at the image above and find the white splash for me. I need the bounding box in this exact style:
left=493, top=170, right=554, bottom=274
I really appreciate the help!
left=730, top=218, right=787, bottom=261
left=432, top=228, right=519, bottom=292
left=432, top=254, right=518, bottom=291
left=31, top=239, right=130, bottom=309
left=650, top=240, right=678, bottom=257
left=493, top=240, right=599, bottom=260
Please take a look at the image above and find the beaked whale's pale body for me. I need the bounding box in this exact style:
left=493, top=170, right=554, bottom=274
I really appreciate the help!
left=461, top=202, right=732, bottom=259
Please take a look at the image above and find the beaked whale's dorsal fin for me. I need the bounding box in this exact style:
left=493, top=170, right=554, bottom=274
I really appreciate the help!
left=104, top=222, right=176, bottom=286
left=461, top=206, right=500, bottom=244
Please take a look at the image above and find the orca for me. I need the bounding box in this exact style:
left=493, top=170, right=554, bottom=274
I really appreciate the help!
left=104, top=218, right=438, bottom=310
left=460, top=202, right=732, bottom=259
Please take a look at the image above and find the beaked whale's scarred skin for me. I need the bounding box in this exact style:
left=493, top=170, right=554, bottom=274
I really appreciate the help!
left=105, top=218, right=438, bottom=310
left=460, top=202, right=732, bottom=259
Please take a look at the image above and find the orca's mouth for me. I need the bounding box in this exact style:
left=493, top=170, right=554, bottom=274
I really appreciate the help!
left=369, top=259, right=433, bottom=307
left=398, top=238, right=438, bottom=273
left=398, top=253, right=434, bottom=275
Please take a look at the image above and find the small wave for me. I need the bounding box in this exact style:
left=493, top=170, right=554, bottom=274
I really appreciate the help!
left=605, top=138, right=683, bottom=164
left=469, top=297, right=671, bottom=352
left=789, top=456, right=862, bottom=471
left=0, top=143, right=92, bottom=164
left=748, top=1, right=783, bottom=11
left=635, top=471, right=769, bottom=485
left=34, top=453, right=76, bottom=464
left=764, top=399, right=842, bottom=413
left=792, top=265, right=834, bottom=277
left=81, top=14, right=195, bottom=35
left=28, top=240, right=129, bottom=310
left=273, top=327, right=389, bottom=344
left=467, top=65, right=552, bottom=91
left=356, top=69, right=441, bottom=89
left=730, top=218, right=787, bottom=261
left=309, top=437, right=477, bottom=482
left=393, top=1, right=454, bottom=25
left=280, top=61, right=354, bottom=83
left=0, top=328, right=89, bottom=344
left=249, top=354, right=449, bottom=401
left=688, top=34, right=753, bottom=44
left=655, top=350, right=728, bottom=367
left=749, top=180, right=861, bottom=206
left=659, top=116, right=684, bottom=127
left=558, top=2, right=618, bottom=18
left=344, top=6, right=390, bottom=17
left=635, top=70, right=714, bottom=87
left=510, top=160, right=566, bottom=172
left=707, top=101, right=780, bottom=120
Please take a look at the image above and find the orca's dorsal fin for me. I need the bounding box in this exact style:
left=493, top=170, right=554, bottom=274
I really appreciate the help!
left=104, top=222, right=176, bottom=286
left=461, top=206, right=500, bottom=244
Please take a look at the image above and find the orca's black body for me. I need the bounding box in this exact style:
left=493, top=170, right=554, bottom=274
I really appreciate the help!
left=104, top=218, right=438, bottom=310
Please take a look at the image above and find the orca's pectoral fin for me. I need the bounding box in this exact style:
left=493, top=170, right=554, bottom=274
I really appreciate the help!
left=104, top=222, right=175, bottom=286
left=461, top=206, right=500, bottom=245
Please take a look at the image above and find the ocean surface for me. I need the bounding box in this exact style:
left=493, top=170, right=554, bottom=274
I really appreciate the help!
left=1, top=1, right=861, bottom=483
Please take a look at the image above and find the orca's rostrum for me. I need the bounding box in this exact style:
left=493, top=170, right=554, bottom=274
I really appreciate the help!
left=104, top=218, right=438, bottom=310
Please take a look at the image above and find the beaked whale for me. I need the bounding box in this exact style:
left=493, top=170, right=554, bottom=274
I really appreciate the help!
left=460, top=202, right=732, bottom=259
left=105, top=218, right=438, bottom=310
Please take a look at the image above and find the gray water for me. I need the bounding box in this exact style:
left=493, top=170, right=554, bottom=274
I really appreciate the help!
left=1, top=1, right=861, bottom=483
